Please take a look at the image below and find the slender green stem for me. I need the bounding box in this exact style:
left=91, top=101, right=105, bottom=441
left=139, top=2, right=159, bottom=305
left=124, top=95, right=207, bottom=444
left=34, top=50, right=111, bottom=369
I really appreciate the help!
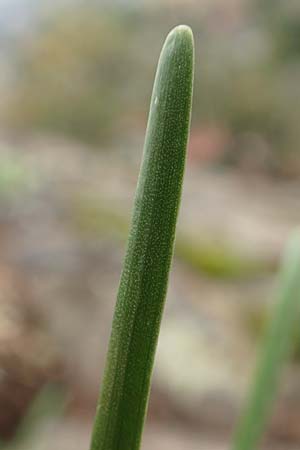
left=232, top=231, right=300, bottom=450
left=90, top=25, right=194, bottom=450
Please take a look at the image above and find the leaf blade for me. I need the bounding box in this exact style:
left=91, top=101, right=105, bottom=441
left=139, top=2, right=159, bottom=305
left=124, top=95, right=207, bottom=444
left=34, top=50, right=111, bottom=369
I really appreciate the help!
left=90, top=25, right=194, bottom=450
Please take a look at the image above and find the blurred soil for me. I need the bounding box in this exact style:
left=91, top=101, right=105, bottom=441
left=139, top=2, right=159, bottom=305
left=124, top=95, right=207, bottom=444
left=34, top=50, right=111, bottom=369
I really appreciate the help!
left=1, top=135, right=300, bottom=449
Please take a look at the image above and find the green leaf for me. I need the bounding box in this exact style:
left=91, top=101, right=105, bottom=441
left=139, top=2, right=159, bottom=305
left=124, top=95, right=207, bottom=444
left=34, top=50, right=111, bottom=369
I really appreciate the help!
left=89, top=25, right=194, bottom=450
left=232, top=231, right=300, bottom=450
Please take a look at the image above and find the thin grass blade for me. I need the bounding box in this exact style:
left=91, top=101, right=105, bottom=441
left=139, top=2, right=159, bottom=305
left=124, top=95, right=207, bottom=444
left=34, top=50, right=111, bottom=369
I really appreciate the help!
left=232, top=231, right=300, bottom=450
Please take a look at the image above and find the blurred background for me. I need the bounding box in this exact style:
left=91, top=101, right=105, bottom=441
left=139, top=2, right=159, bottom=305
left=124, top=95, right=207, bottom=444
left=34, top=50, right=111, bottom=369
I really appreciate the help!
left=1, top=0, right=300, bottom=449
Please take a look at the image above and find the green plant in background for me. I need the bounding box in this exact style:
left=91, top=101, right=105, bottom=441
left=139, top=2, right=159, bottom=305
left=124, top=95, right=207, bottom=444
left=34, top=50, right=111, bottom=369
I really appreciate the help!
left=0, top=384, right=64, bottom=450
left=5, top=9, right=135, bottom=144
left=89, top=25, right=194, bottom=450
left=232, top=231, right=300, bottom=450
left=0, top=156, right=32, bottom=197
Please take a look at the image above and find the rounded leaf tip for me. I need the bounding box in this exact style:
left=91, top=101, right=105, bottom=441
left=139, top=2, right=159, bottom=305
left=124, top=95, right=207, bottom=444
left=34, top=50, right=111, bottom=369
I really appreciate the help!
left=174, top=24, right=193, bottom=34
left=167, top=24, right=193, bottom=42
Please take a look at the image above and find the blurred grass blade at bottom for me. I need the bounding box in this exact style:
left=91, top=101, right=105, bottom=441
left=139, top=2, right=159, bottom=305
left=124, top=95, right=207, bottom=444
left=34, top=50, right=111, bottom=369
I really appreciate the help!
left=232, top=231, right=300, bottom=450
left=0, top=384, right=65, bottom=450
